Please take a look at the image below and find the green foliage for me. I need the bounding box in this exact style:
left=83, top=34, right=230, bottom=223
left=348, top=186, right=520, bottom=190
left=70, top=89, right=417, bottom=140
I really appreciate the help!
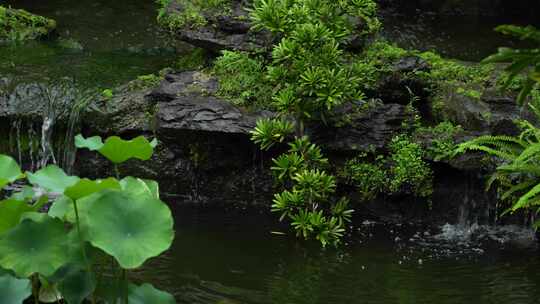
left=388, top=136, right=433, bottom=198
left=250, top=118, right=295, bottom=150
left=127, top=73, right=163, bottom=91
left=101, top=89, right=113, bottom=100
left=75, top=134, right=158, bottom=164
left=0, top=154, right=23, bottom=188
left=0, top=6, right=56, bottom=42
left=0, top=273, right=32, bottom=303
left=417, top=51, right=493, bottom=85
left=414, top=122, right=463, bottom=161
left=213, top=51, right=273, bottom=108
left=253, top=132, right=352, bottom=247
left=128, top=283, right=176, bottom=304
left=0, top=134, right=175, bottom=303
left=176, top=48, right=208, bottom=71
left=157, top=0, right=231, bottom=31
left=340, top=154, right=387, bottom=201
left=454, top=113, right=540, bottom=217
left=483, top=25, right=540, bottom=104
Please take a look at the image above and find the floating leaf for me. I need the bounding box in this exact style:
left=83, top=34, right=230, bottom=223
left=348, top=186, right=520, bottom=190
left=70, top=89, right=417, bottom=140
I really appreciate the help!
left=75, top=134, right=104, bottom=151
left=0, top=155, right=23, bottom=188
left=64, top=178, right=121, bottom=200
left=128, top=283, right=175, bottom=304
left=0, top=273, right=32, bottom=304
left=120, top=177, right=159, bottom=199
left=48, top=196, right=74, bottom=220
left=98, top=136, right=155, bottom=164
left=85, top=190, right=174, bottom=269
left=0, top=199, right=33, bottom=235
left=27, top=165, right=80, bottom=193
left=0, top=216, right=75, bottom=277
left=76, top=135, right=155, bottom=164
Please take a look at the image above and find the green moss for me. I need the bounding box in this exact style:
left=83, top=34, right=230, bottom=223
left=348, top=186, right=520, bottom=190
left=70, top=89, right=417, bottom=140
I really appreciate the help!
left=456, top=87, right=482, bottom=100
left=414, top=122, right=463, bottom=161
left=127, top=73, right=163, bottom=91
left=417, top=51, right=494, bottom=85
left=175, top=48, right=209, bottom=71
left=0, top=6, right=56, bottom=42
left=213, top=50, right=273, bottom=109
left=156, top=0, right=232, bottom=31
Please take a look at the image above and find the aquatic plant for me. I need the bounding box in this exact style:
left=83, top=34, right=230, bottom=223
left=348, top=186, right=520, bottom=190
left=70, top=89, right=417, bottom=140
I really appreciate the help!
left=0, top=135, right=175, bottom=303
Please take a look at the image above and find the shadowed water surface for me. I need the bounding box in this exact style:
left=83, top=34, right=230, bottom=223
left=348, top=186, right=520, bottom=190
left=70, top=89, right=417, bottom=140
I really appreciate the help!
left=134, top=205, right=540, bottom=304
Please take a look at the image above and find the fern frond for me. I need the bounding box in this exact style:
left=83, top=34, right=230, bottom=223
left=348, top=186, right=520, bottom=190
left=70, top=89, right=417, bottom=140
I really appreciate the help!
left=512, top=182, right=540, bottom=211
left=501, top=180, right=537, bottom=201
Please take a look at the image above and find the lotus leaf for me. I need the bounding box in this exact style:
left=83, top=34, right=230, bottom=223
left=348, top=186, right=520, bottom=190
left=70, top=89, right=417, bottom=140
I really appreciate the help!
left=64, top=178, right=121, bottom=200
left=27, top=165, right=80, bottom=193
left=85, top=190, right=174, bottom=268
left=128, top=283, right=175, bottom=304
left=75, top=135, right=156, bottom=164
left=120, top=177, right=159, bottom=199
left=49, top=264, right=96, bottom=304
left=0, top=273, right=31, bottom=303
left=0, top=199, right=33, bottom=235
left=0, top=155, right=23, bottom=188
left=0, top=216, right=75, bottom=277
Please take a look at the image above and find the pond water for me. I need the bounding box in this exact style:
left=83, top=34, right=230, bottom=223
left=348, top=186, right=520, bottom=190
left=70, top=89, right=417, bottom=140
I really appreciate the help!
left=135, top=205, right=540, bottom=304
left=0, top=0, right=180, bottom=88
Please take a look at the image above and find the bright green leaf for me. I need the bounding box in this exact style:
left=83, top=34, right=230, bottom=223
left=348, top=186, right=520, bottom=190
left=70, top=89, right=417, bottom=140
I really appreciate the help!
left=75, top=134, right=104, bottom=151
left=85, top=190, right=174, bottom=269
left=0, top=199, right=33, bottom=235
left=64, top=178, right=121, bottom=200
left=128, top=283, right=175, bottom=304
left=0, top=273, right=32, bottom=304
left=0, top=155, right=23, bottom=188
left=27, top=165, right=80, bottom=193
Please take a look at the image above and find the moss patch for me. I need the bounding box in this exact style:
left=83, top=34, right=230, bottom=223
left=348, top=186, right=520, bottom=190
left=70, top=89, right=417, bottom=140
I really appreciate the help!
left=0, top=6, right=56, bottom=42
left=157, top=0, right=232, bottom=31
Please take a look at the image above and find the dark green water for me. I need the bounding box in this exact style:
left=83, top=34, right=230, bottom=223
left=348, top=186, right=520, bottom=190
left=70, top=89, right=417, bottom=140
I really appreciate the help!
left=137, top=205, right=540, bottom=304
left=0, top=0, right=180, bottom=88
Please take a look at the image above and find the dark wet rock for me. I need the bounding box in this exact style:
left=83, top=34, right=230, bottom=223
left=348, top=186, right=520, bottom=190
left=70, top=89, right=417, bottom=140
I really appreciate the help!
left=435, top=84, right=531, bottom=135
left=161, top=0, right=271, bottom=53
left=371, top=56, right=430, bottom=106
left=312, top=100, right=414, bottom=152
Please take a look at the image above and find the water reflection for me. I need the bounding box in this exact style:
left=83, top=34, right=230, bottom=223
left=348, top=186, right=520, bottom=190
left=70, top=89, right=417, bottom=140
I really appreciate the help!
left=135, top=205, right=540, bottom=304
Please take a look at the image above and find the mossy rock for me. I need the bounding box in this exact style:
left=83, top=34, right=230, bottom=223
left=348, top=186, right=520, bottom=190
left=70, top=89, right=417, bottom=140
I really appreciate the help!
left=0, top=6, right=56, bottom=42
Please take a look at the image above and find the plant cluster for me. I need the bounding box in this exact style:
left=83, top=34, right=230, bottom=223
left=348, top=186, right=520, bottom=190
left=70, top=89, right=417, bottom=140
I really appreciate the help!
left=414, top=122, right=463, bottom=161
left=0, top=134, right=175, bottom=303
left=453, top=24, right=540, bottom=226
left=156, top=0, right=231, bottom=31
left=482, top=25, right=540, bottom=104
left=213, top=50, right=273, bottom=108
left=341, top=136, right=433, bottom=200
left=251, top=122, right=353, bottom=247
left=0, top=6, right=56, bottom=42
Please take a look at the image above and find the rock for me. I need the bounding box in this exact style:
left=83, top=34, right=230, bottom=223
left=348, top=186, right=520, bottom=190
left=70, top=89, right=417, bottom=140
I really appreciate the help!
left=160, top=0, right=271, bottom=53
left=434, top=84, right=532, bottom=135
left=312, top=100, right=415, bottom=152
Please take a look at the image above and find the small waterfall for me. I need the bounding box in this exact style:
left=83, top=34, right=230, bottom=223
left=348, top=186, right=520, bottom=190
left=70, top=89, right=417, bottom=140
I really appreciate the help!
left=4, top=81, right=95, bottom=173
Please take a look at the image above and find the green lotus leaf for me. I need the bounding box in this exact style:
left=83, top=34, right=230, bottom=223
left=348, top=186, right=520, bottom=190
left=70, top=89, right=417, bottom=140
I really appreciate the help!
left=64, top=178, right=121, bottom=200
left=0, top=273, right=32, bottom=304
left=128, top=283, right=175, bottom=304
left=75, top=134, right=104, bottom=151
left=27, top=165, right=80, bottom=193
left=120, top=177, right=159, bottom=199
left=0, top=216, right=75, bottom=277
left=48, top=196, right=74, bottom=220
left=10, top=185, right=35, bottom=201
left=0, top=155, right=23, bottom=188
left=0, top=199, right=33, bottom=235
left=98, top=136, right=155, bottom=164
left=85, top=190, right=174, bottom=269
left=49, top=264, right=96, bottom=304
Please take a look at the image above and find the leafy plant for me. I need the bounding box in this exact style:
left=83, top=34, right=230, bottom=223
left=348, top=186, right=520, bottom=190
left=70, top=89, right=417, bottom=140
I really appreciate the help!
left=0, top=5, right=56, bottom=42
left=483, top=25, right=540, bottom=104
left=0, top=134, right=175, bottom=303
